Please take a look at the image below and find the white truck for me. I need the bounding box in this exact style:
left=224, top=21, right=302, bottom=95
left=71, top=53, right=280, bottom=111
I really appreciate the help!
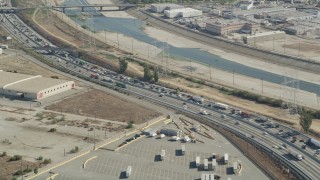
left=181, top=145, right=185, bottom=155
left=192, top=96, right=204, bottom=103
left=160, top=150, right=165, bottom=161
left=288, top=149, right=302, bottom=161
left=200, top=108, right=208, bottom=115
left=233, top=162, right=238, bottom=174
left=224, top=153, right=229, bottom=164
left=126, top=166, right=132, bottom=178
left=196, top=156, right=200, bottom=167
left=204, top=159, right=209, bottom=170
left=212, top=159, right=217, bottom=170
left=214, top=102, right=228, bottom=110
left=0, top=44, right=8, bottom=49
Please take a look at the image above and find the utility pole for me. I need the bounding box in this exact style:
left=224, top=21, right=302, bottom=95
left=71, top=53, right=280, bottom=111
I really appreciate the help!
left=283, top=35, right=286, bottom=54
left=261, top=78, right=264, bottom=94
left=298, top=41, right=301, bottom=57
left=273, top=36, right=275, bottom=51
left=21, top=159, right=23, bottom=180
left=104, top=30, right=107, bottom=43
left=131, top=38, right=133, bottom=54
left=209, top=64, right=212, bottom=80
left=233, top=70, right=235, bottom=86
left=147, top=45, right=150, bottom=60
left=117, top=33, right=119, bottom=49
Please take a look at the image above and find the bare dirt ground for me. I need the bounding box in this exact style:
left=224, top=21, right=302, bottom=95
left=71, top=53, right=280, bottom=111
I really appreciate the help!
left=0, top=155, right=40, bottom=179
left=256, top=35, right=320, bottom=60
left=45, top=89, right=162, bottom=124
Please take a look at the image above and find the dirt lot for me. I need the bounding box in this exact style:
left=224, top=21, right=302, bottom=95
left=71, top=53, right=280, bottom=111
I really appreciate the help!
left=45, top=89, right=162, bottom=124
left=0, top=155, right=40, bottom=179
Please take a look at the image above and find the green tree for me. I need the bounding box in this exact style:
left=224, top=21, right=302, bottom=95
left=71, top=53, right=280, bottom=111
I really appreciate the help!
left=143, top=64, right=153, bottom=81
left=126, top=121, right=134, bottom=129
left=34, top=168, right=38, bottom=174
left=299, top=108, right=313, bottom=133
left=118, top=58, right=128, bottom=74
left=153, top=70, right=159, bottom=82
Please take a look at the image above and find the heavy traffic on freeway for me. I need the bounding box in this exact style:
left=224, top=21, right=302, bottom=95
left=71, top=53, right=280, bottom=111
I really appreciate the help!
left=1, top=11, right=320, bottom=179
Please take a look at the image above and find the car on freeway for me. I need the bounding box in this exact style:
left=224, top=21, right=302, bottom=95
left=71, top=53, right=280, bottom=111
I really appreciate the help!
left=263, top=131, right=268, bottom=135
left=159, top=93, right=164, bottom=97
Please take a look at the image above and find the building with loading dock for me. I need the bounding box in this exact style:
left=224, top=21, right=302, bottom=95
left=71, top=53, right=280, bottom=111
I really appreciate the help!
left=0, top=71, right=75, bottom=100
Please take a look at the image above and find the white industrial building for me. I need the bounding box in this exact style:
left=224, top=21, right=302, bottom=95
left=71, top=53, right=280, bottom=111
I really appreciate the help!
left=164, top=8, right=203, bottom=19
left=150, top=4, right=183, bottom=13
left=0, top=71, right=75, bottom=100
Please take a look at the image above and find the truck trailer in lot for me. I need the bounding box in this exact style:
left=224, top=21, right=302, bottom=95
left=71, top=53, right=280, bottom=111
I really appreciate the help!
left=233, top=162, right=238, bottom=174
left=204, top=159, right=209, bottom=170
left=196, top=156, right=200, bottom=167
left=160, top=150, right=165, bottom=161
left=181, top=145, right=185, bottom=155
left=126, top=166, right=132, bottom=178
left=214, top=102, right=228, bottom=110
left=212, top=159, right=217, bottom=170
left=287, top=149, right=302, bottom=161
left=224, top=153, right=228, bottom=164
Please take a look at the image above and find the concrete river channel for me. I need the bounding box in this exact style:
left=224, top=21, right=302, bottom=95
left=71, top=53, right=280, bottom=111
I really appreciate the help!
left=63, top=0, right=320, bottom=95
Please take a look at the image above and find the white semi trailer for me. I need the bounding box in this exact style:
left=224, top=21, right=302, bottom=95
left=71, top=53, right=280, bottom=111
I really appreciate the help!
left=126, top=166, right=132, bottom=178
left=161, top=150, right=165, bottom=161
left=181, top=145, right=185, bottom=155
left=204, top=159, right=209, bottom=170
left=196, top=156, right=200, bottom=167
left=224, top=153, right=229, bottom=164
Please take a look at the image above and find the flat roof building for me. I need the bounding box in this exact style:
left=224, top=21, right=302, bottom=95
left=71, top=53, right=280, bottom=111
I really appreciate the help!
left=206, top=20, right=260, bottom=35
left=150, top=4, right=183, bottom=13
left=164, top=8, right=203, bottom=19
left=0, top=71, right=75, bottom=100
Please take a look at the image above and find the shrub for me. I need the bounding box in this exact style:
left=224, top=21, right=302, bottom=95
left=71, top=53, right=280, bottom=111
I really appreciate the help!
left=43, top=158, right=52, bottom=164
left=126, top=121, right=134, bottom=129
left=0, top=152, right=6, bottom=157
left=48, top=128, right=56, bottom=132
left=69, top=146, right=79, bottom=153
left=9, top=155, right=22, bottom=161
left=37, top=156, right=43, bottom=160
left=34, top=168, right=38, bottom=174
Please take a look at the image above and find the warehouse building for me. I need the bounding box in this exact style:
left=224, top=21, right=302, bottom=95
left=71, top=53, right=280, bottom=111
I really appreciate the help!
left=164, top=8, right=202, bottom=19
left=244, top=31, right=285, bottom=44
left=150, top=4, right=183, bottom=13
left=206, top=20, right=260, bottom=35
left=0, top=71, right=75, bottom=100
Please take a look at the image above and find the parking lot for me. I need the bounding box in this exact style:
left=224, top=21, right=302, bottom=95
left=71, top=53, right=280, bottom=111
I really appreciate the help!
left=33, top=121, right=268, bottom=180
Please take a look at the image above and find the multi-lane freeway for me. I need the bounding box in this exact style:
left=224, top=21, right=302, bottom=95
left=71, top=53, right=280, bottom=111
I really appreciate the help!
left=1, top=11, right=320, bottom=180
